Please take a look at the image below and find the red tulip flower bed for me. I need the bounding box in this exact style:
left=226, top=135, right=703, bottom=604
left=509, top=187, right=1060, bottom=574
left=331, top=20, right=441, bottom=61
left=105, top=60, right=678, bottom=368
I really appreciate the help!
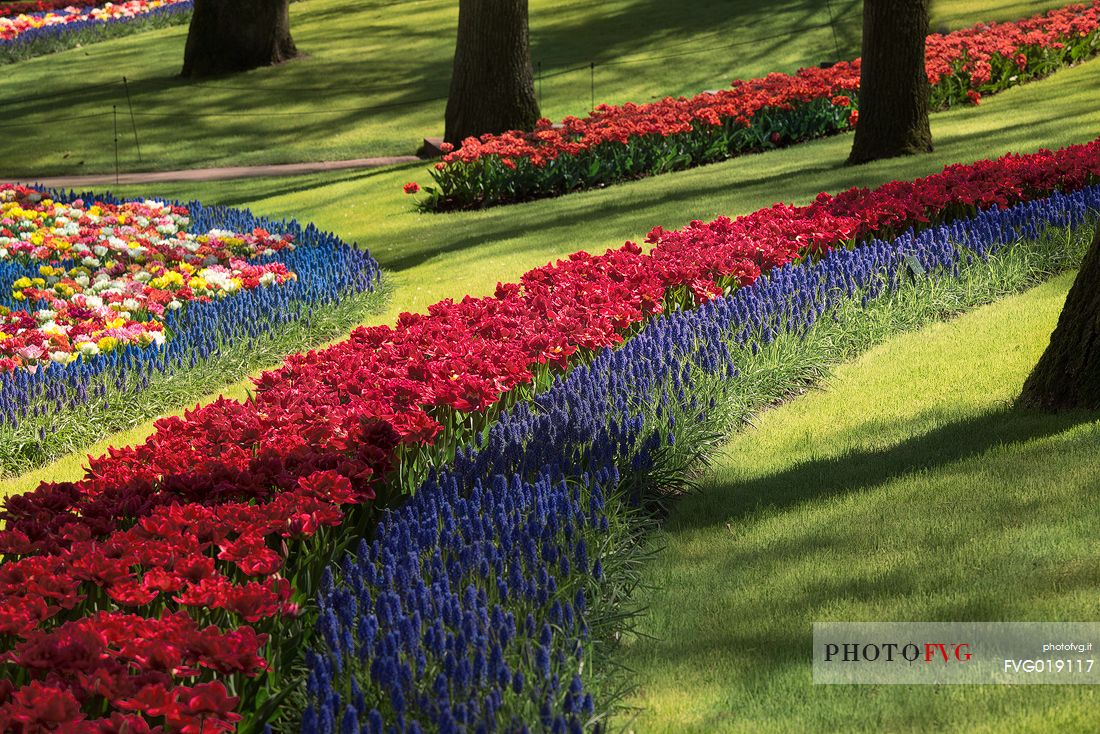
left=1, top=138, right=1098, bottom=731
left=415, top=1, right=1100, bottom=211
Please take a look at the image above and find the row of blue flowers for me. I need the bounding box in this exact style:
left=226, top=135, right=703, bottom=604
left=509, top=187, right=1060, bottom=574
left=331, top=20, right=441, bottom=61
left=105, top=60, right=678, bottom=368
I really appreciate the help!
left=0, top=189, right=382, bottom=435
left=0, top=1, right=193, bottom=63
left=301, top=184, right=1100, bottom=733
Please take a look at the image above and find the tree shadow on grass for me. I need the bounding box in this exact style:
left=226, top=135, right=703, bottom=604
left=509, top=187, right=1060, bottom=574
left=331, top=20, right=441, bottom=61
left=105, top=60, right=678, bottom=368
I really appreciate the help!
left=672, top=405, right=1100, bottom=534
left=202, top=161, right=425, bottom=210
left=532, top=0, right=862, bottom=71
left=629, top=406, right=1100, bottom=696
left=378, top=156, right=848, bottom=271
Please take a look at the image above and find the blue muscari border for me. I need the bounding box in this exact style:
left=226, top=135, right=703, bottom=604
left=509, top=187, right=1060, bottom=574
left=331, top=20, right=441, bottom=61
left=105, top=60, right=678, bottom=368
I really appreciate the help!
left=0, top=188, right=382, bottom=430
left=302, top=185, right=1100, bottom=733
left=0, top=1, right=193, bottom=58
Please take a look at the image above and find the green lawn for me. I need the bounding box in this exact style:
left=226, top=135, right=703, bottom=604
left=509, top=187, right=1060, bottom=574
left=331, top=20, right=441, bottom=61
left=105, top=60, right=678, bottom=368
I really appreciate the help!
left=617, top=272, right=1100, bottom=733
left=0, top=0, right=1072, bottom=176
left=3, top=51, right=1098, bottom=500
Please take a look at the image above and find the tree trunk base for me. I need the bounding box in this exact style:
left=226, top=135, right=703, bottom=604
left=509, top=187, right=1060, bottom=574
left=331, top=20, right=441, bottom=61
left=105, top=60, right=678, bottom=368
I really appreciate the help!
left=182, top=0, right=298, bottom=78
left=444, top=0, right=540, bottom=147
left=846, top=0, right=933, bottom=166
left=1018, top=222, right=1100, bottom=411
left=848, top=136, right=933, bottom=166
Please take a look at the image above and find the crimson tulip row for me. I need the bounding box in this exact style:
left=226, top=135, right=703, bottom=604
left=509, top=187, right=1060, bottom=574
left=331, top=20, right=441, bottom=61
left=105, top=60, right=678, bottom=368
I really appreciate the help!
left=412, top=1, right=1100, bottom=210
left=1, top=138, right=1099, bottom=731
left=303, top=187, right=1100, bottom=734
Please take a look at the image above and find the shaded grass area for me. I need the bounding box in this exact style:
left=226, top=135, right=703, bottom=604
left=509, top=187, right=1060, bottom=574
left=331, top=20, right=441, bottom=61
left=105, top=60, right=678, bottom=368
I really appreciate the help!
left=0, top=0, right=1071, bottom=176
left=3, top=54, right=1099, bottom=499
left=618, top=272, right=1100, bottom=733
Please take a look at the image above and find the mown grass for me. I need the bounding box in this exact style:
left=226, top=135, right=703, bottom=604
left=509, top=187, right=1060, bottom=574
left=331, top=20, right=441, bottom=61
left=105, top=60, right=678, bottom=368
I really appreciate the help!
left=3, top=53, right=1098, bottom=500
left=617, top=270, right=1100, bottom=733
left=0, top=0, right=1072, bottom=176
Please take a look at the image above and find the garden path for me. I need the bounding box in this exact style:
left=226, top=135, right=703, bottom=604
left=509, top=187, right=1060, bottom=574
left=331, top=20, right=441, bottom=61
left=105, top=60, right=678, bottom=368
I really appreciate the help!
left=0, top=154, right=420, bottom=188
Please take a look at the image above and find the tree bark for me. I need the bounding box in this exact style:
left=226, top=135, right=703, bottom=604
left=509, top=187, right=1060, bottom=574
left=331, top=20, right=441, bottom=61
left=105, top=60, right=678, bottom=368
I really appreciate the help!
left=182, top=0, right=297, bottom=78
left=444, top=0, right=540, bottom=147
left=1018, top=222, right=1100, bottom=411
left=847, top=0, right=933, bottom=165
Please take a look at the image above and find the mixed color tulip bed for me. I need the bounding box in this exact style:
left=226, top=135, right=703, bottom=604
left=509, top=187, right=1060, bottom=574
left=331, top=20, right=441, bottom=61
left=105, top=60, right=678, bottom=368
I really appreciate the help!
left=0, top=137, right=1097, bottom=731
left=0, top=0, right=192, bottom=63
left=1, top=1, right=106, bottom=18
left=0, top=184, right=382, bottom=474
left=0, top=1, right=139, bottom=18
left=0, top=186, right=299, bottom=373
left=413, top=1, right=1100, bottom=211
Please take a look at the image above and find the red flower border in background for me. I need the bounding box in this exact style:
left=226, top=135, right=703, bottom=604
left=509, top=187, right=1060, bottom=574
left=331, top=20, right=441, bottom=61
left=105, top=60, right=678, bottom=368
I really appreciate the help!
left=417, top=1, right=1100, bottom=210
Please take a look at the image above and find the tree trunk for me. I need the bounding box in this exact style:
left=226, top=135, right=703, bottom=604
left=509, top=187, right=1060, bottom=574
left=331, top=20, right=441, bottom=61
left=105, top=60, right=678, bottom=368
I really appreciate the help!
left=182, top=0, right=297, bottom=78
left=1018, top=222, right=1100, bottom=411
left=847, top=0, right=933, bottom=165
left=444, top=0, right=540, bottom=147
